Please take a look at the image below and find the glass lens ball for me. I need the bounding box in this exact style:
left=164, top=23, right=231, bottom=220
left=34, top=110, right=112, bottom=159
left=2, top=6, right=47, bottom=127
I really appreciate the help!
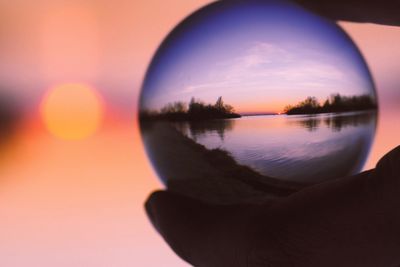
left=139, top=0, right=377, bottom=202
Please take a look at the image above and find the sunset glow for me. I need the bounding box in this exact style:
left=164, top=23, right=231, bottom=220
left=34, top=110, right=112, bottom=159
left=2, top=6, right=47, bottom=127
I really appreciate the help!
left=141, top=1, right=374, bottom=115
left=41, top=83, right=103, bottom=140
left=0, top=1, right=399, bottom=267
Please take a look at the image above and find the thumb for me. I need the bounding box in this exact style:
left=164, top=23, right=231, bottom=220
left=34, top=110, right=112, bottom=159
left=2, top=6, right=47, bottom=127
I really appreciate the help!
left=145, top=191, right=262, bottom=267
left=375, top=145, right=400, bottom=177
left=295, top=0, right=400, bottom=26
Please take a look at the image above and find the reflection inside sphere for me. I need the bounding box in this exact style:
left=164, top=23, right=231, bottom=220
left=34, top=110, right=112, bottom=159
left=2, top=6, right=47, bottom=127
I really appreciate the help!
left=139, top=0, right=377, bottom=202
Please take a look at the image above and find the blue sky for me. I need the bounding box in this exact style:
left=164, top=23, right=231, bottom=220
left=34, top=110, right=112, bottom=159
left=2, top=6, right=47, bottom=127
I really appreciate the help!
left=141, top=0, right=375, bottom=113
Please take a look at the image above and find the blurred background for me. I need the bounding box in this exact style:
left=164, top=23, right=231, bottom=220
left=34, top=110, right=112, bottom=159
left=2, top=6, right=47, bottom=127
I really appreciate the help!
left=0, top=0, right=399, bottom=266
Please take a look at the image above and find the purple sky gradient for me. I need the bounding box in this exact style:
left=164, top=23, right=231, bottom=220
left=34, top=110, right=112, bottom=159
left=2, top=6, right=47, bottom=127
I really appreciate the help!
left=141, top=1, right=375, bottom=113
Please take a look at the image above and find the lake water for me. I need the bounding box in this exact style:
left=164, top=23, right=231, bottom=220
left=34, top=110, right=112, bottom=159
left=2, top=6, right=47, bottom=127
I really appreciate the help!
left=175, top=111, right=377, bottom=184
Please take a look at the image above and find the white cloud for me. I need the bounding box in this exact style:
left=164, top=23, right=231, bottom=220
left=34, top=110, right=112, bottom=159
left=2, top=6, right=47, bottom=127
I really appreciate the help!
left=179, top=42, right=351, bottom=97
left=148, top=40, right=372, bottom=114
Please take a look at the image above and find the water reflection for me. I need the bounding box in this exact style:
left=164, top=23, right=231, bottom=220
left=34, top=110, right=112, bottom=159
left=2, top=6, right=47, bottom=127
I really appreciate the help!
left=292, top=116, right=322, bottom=132
left=141, top=121, right=302, bottom=204
left=176, top=119, right=235, bottom=141
left=141, top=111, right=377, bottom=203
left=324, top=112, right=377, bottom=132
left=176, top=111, right=377, bottom=184
left=287, top=112, right=377, bottom=132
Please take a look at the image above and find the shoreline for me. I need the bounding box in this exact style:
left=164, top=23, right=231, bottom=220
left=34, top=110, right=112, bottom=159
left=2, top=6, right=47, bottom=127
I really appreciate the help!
left=141, top=121, right=304, bottom=204
left=285, top=108, right=377, bottom=116
left=140, top=109, right=378, bottom=123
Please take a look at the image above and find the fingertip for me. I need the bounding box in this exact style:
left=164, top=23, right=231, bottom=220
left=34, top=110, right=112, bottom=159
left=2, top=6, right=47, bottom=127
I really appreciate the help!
left=144, top=191, right=166, bottom=231
left=144, top=191, right=203, bottom=265
left=145, top=190, right=169, bottom=209
left=376, top=145, right=400, bottom=170
left=372, top=146, right=400, bottom=187
left=145, top=190, right=198, bottom=232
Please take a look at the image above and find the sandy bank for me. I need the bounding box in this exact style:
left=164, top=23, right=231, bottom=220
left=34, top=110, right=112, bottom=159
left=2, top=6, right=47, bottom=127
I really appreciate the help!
left=141, top=122, right=304, bottom=204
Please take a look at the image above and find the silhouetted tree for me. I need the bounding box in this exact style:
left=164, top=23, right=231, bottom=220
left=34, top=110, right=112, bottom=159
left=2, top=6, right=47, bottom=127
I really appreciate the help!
left=301, top=96, right=320, bottom=109
left=161, top=101, right=187, bottom=114
left=215, top=96, right=224, bottom=111
left=140, top=97, right=241, bottom=122
left=285, top=94, right=376, bottom=115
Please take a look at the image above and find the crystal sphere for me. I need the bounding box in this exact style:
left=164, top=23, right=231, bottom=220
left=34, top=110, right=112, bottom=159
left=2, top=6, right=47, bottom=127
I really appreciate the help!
left=139, top=0, right=377, bottom=202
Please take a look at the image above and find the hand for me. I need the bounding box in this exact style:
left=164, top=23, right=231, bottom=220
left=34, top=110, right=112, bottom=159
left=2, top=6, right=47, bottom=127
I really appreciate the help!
left=145, top=2, right=400, bottom=266
left=146, top=146, right=400, bottom=267
left=295, top=0, right=400, bottom=26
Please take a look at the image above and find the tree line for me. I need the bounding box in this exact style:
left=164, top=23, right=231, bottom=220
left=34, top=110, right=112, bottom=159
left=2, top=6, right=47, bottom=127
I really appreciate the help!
left=140, top=97, right=241, bottom=121
left=284, top=94, right=377, bottom=115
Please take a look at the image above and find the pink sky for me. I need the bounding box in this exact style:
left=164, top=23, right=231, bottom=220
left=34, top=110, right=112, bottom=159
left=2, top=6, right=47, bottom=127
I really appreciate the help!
left=0, top=1, right=399, bottom=267
left=141, top=3, right=375, bottom=114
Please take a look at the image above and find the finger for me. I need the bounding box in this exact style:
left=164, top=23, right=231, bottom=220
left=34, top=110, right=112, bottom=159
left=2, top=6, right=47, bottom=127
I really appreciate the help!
left=261, top=146, right=400, bottom=266
left=145, top=191, right=266, bottom=267
left=295, top=0, right=400, bottom=26
left=145, top=146, right=400, bottom=267
left=375, top=145, right=400, bottom=178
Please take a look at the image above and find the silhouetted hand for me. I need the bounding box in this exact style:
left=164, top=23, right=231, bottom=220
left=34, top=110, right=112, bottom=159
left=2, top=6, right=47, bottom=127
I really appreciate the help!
left=146, top=146, right=400, bottom=266
left=145, top=2, right=400, bottom=266
left=295, top=0, right=400, bottom=26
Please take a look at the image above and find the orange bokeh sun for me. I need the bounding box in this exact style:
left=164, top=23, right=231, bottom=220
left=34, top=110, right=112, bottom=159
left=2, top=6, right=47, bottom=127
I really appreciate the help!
left=41, top=83, right=104, bottom=140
